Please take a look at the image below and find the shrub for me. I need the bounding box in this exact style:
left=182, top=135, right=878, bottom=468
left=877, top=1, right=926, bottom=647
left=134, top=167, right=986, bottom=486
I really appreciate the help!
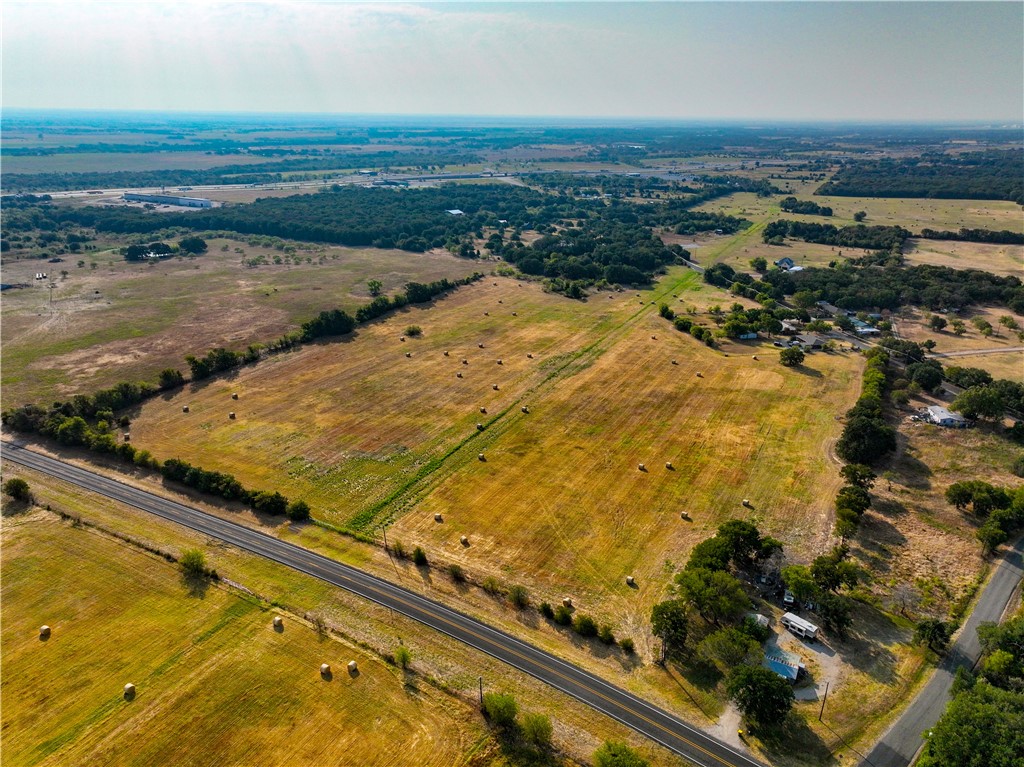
left=521, top=712, right=553, bottom=749
left=553, top=604, right=573, bottom=625
left=539, top=601, right=555, bottom=619
left=391, top=541, right=407, bottom=559
left=619, top=637, right=635, bottom=654
left=394, top=644, right=412, bottom=669
left=482, top=692, right=518, bottom=728
left=412, top=546, right=428, bottom=566
left=779, top=346, right=805, bottom=367
left=739, top=615, right=772, bottom=643
left=573, top=614, right=598, bottom=637
left=179, top=548, right=207, bottom=577
left=594, top=740, right=650, bottom=767
left=448, top=563, right=465, bottom=582
left=598, top=624, right=616, bottom=645
left=508, top=584, right=530, bottom=609
left=482, top=576, right=503, bottom=595
left=286, top=499, right=311, bottom=521
left=405, top=325, right=423, bottom=337
left=1011, top=455, right=1024, bottom=478
left=2, top=477, right=31, bottom=502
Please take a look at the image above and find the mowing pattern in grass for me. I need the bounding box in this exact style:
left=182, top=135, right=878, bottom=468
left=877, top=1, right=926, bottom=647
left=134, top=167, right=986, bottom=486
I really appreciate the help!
left=0, top=514, right=482, bottom=767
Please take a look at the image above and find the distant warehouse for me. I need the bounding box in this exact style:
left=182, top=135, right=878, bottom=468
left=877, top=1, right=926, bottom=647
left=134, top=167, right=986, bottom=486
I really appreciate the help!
left=123, top=193, right=213, bottom=208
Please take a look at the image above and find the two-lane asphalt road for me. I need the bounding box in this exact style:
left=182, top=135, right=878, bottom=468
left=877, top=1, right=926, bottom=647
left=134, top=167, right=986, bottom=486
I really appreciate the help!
left=861, top=534, right=1024, bottom=767
left=2, top=444, right=764, bottom=767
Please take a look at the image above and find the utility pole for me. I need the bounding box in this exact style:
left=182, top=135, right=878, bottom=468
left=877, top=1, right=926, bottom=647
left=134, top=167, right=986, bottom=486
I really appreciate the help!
left=818, top=680, right=830, bottom=721
left=381, top=523, right=389, bottom=552
left=478, top=676, right=484, bottom=710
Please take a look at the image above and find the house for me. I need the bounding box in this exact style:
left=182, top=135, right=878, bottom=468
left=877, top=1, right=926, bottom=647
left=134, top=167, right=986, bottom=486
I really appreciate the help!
left=780, top=320, right=802, bottom=335
left=815, top=301, right=847, bottom=317
left=781, top=612, right=820, bottom=640
left=764, top=650, right=806, bottom=682
left=445, top=209, right=465, bottom=216
left=792, top=333, right=825, bottom=349
left=927, top=405, right=969, bottom=428
left=856, top=326, right=881, bottom=335
left=774, top=257, right=795, bottom=269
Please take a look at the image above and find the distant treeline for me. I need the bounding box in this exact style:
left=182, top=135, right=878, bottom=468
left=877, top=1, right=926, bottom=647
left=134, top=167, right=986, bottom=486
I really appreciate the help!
left=779, top=197, right=832, bottom=216
left=918, top=228, right=1024, bottom=245
left=523, top=172, right=694, bottom=196
left=763, top=220, right=911, bottom=250
left=816, top=150, right=1024, bottom=203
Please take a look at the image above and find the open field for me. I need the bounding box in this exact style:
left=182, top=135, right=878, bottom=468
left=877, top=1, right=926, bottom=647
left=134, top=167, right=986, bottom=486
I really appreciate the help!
left=694, top=192, right=1024, bottom=234
left=1, top=152, right=280, bottom=174
left=0, top=240, right=481, bottom=405
left=0, top=510, right=488, bottom=767
left=903, top=238, right=1024, bottom=278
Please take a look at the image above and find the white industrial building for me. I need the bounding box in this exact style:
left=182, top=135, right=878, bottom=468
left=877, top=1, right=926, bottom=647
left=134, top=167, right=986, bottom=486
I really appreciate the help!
left=123, top=193, right=213, bottom=208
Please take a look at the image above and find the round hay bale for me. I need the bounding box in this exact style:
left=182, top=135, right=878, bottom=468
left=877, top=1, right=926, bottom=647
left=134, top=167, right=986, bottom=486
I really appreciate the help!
left=493, top=282, right=498, bottom=286
left=478, top=453, right=486, bottom=461
left=477, top=423, right=484, bottom=430
left=696, top=372, right=703, bottom=378
left=434, top=513, right=443, bottom=523
left=723, top=353, right=729, bottom=357
left=321, top=663, right=331, bottom=675
left=123, top=433, right=131, bottom=442
left=444, top=351, right=450, bottom=356
left=463, top=358, right=469, bottom=364
left=496, top=359, right=502, bottom=365
left=456, top=372, right=463, bottom=378
left=742, top=499, right=751, bottom=508
left=498, top=300, right=503, bottom=304
left=512, top=312, right=518, bottom=316
left=562, top=597, right=573, bottom=608
left=273, top=616, right=283, bottom=629
left=651, top=335, right=657, bottom=340
left=492, top=384, right=499, bottom=391
left=182, top=405, right=190, bottom=413
left=752, top=355, right=758, bottom=361
left=229, top=412, right=236, bottom=419
left=527, top=353, right=533, bottom=359
left=400, top=336, right=405, bottom=342
left=348, top=660, right=358, bottom=673
left=521, top=406, right=529, bottom=414
left=665, top=461, right=673, bottom=470
left=480, top=406, right=487, bottom=414
left=460, top=535, right=469, bottom=546
left=671, top=360, right=678, bottom=365
left=681, top=510, right=690, bottom=519
left=123, top=683, right=136, bottom=699
left=39, top=625, right=50, bottom=639
left=232, top=392, right=239, bottom=400
left=405, top=352, right=412, bottom=358
left=478, top=343, right=485, bottom=349
left=626, top=575, right=635, bottom=586
left=484, top=312, right=489, bottom=316
left=638, top=463, right=646, bottom=471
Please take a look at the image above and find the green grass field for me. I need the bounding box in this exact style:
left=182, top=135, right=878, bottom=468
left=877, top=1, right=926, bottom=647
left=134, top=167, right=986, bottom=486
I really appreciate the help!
left=0, top=512, right=487, bottom=767
left=0, top=240, right=482, bottom=405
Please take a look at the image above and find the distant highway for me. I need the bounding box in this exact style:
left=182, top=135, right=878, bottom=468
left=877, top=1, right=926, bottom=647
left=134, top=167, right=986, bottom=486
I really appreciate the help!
left=2, top=443, right=765, bottom=767
left=861, top=534, right=1024, bottom=767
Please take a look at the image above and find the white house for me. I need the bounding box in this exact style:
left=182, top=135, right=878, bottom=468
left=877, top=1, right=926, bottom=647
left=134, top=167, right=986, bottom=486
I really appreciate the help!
left=927, top=405, right=968, bottom=428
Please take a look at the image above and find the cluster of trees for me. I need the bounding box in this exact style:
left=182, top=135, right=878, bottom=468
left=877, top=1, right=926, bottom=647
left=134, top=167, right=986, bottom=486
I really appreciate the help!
left=161, top=458, right=310, bottom=520
left=917, top=614, right=1024, bottom=767
left=703, top=262, right=780, bottom=304
left=522, top=171, right=690, bottom=197
left=833, top=464, right=876, bottom=540
left=650, top=522, right=795, bottom=729
left=779, top=197, right=832, bottom=216
left=918, top=228, right=1024, bottom=245
left=816, top=149, right=1024, bottom=203
left=836, top=348, right=897, bottom=466
left=658, top=305, right=716, bottom=347
left=767, top=260, right=1024, bottom=314
left=762, top=220, right=911, bottom=250
left=780, top=545, right=861, bottom=638
left=945, top=481, right=1024, bottom=555
left=125, top=237, right=209, bottom=261
left=480, top=692, right=555, bottom=755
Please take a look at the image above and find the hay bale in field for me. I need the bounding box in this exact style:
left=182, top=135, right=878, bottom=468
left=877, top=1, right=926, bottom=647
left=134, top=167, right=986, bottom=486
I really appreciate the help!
left=696, top=372, right=703, bottom=378
left=478, top=453, right=486, bottom=462
left=460, top=535, right=469, bottom=546
left=123, top=683, right=136, bottom=699
left=638, top=463, right=646, bottom=472
left=680, top=510, right=690, bottom=520
left=232, top=393, right=239, bottom=400
left=484, top=312, right=489, bottom=316
left=527, top=353, right=533, bottom=359
left=478, top=343, right=485, bottom=349
left=752, top=355, right=758, bottom=361
left=434, top=513, right=443, bottom=523
left=521, top=406, right=529, bottom=414
left=400, top=336, right=405, bottom=342
left=671, top=360, right=678, bottom=365
left=463, top=358, right=469, bottom=364
left=651, top=335, right=657, bottom=340
left=123, top=433, right=130, bottom=442
left=496, top=359, right=502, bottom=365
left=723, top=353, right=729, bottom=358
left=477, top=423, right=484, bottom=431
left=273, top=616, right=283, bottom=630
left=405, top=352, right=412, bottom=358
left=498, top=300, right=503, bottom=304
left=665, top=462, right=673, bottom=470
left=626, top=575, right=635, bottom=586
left=348, top=661, right=358, bottom=674
left=182, top=405, right=190, bottom=413
left=39, top=625, right=50, bottom=639
left=456, top=372, right=463, bottom=378
left=742, top=499, right=751, bottom=508
left=321, top=663, right=331, bottom=676
left=562, top=597, right=573, bottom=608
left=512, top=312, right=518, bottom=316
left=444, top=351, right=450, bottom=356
left=229, top=412, right=236, bottom=419
left=492, top=384, right=500, bottom=391
left=480, top=407, right=487, bottom=414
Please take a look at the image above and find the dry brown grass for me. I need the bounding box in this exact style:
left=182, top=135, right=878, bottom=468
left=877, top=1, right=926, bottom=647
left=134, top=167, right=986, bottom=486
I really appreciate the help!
left=903, top=238, right=1024, bottom=278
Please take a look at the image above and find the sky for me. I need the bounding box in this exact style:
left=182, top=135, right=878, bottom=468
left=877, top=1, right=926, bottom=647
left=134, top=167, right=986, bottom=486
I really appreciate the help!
left=3, top=1, right=1022, bottom=122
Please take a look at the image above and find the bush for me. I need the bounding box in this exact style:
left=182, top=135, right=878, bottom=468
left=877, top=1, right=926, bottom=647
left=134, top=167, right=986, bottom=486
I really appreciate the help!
left=412, top=546, right=428, bottom=566
left=286, top=499, right=311, bottom=521
left=594, top=740, right=650, bottom=767
left=179, top=548, right=207, bottom=577
left=482, top=576, right=503, bottom=595
left=448, top=563, right=465, bottom=582
left=573, top=614, right=598, bottom=637
left=619, top=637, right=635, bottom=654
left=405, top=324, right=423, bottom=337
left=739, top=615, right=772, bottom=643
left=521, top=712, right=553, bottom=749
left=539, top=601, right=554, bottom=619
left=553, top=604, right=573, bottom=625
left=391, top=541, right=407, bottom=559
left=779, top=346, right=805, bottom=367
left=598, top=624, right=617, bottom=645
left=2, top=477, right=31, bottom=502
left=508, top=584, right=530, bottom=609
left=482, top=692, right=518, bottom=728
left=1012, top=455, right=1024, bottom=478
left=394, top=644, right=412, bottom=669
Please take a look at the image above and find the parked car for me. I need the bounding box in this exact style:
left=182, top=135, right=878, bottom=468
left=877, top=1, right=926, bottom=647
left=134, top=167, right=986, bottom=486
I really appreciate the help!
left=783, top=590, right=796, bottom=606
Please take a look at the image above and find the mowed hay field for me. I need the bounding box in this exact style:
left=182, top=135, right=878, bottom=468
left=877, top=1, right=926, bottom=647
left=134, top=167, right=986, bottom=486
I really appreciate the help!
left=128, top=276, right=649, bottom=523
left=902, top=238, right=1024, bottom=278
left=0, top=513, right=483, bottom=767
left=1, top=240, right=481, bottom=405
left=399, top=318, right=862, bottom=622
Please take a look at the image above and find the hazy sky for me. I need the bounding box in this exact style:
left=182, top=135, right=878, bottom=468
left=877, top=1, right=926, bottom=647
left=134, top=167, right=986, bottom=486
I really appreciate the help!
left=3, top=1, right=1022, bottom=121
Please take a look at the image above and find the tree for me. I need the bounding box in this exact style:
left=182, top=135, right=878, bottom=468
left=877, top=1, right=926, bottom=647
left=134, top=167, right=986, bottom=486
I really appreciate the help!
left=750, top=256, right=768, bottom=272
left=3, top=477, right=31, bottom=502
left=574, top=613, right=598, bottom=637
left=952, top=386, right=1005, bottom=420
left=697, top=627, right=763, bottom=673
left=716, top=519, right=765, bottom=568
left=367, top=279, right=384, bottom=297
left=816, top=593, right=854, bottom=638
left=929, top=315, right=948, bottom=331
left=482, top=692, right=518, bottom=728
left=178, top=236, right=208, bottom=254
left=811, top=545, right=860, bottom=593
left=853, top=211, right=867, bottom=222
left=781, top=565, right=819, bottom=603
left=412, top=546, right=428, bottom=566
left=594, top=741, right=650, bottom=767
left=686, top=536, right=733, bottom=572
left=836, top=415, right=897, bottom=466
left=840, top=463, right=877, bottom=489
left=950, top=319, right=967, bottom=335
left=650, top=600, right=690, bottom=655
left=727, top=665, right=795, bottom=728
left=977, top=521, right=1009, bottom=555
left=158, top=368, right=186, bottom=389
left=915, top=618, right=952, bottom=653
left=836, top=485, right=872, bottom=516
left=779, top=347, right=805, bottom=367
left=286, top=499, right=311, bottom=521
left=674, top=568, right=749, bottom=625
left=394, top=644, right=412, bottom=669
left=521, top=712, right=553, bottom=749
left=179, top=548, right=207, bottom=577
left=917, top=682, right=1024, bottom=767
left=508, top=584, right=530, bottom=609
